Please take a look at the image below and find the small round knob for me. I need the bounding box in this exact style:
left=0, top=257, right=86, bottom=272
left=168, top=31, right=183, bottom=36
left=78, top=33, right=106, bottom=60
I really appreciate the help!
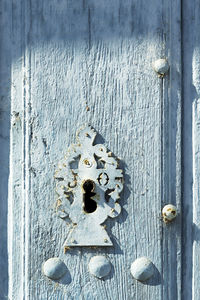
left=162, top=204, right=177, bottom=223
left=130, top=257, right=154, bottom=282
left=89, top=256, right=111, bottom=278
left=43, top=258, right=67, bottom=280
left=152, top=58, right=169, bottom=76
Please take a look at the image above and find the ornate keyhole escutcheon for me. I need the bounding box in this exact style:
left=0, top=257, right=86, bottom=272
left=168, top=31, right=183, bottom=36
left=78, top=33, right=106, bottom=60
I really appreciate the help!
left=54, top=125, right=124, bottom=247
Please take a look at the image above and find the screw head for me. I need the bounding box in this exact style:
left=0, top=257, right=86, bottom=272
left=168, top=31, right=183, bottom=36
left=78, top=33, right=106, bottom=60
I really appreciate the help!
left=152, top=59, right=169, bottom=76
left=131, top=257, right=155, bottom=282
left=43, top=257, right=67, bottom=280
left=162, top=204, right=177, bottom=223
left=83, top=158, right=93, bottom=168
left=89, top=256, right=111, bottom=278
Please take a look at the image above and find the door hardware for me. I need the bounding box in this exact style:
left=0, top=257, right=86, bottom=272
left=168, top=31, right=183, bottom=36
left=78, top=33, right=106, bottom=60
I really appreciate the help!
left=54, top=125, right=124, bottom=247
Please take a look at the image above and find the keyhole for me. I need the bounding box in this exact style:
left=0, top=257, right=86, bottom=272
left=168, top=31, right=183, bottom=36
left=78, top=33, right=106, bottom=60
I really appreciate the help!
left=82, top=180, right=97, bottom=213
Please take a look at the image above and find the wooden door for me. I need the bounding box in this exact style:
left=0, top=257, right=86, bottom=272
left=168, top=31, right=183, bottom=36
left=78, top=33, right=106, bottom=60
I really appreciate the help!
left=0, top=0, right=198, bottom=299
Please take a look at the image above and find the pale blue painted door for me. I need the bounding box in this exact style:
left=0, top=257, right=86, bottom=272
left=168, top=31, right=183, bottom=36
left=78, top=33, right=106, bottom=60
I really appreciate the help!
left=0, top=0, right=199, bottom=299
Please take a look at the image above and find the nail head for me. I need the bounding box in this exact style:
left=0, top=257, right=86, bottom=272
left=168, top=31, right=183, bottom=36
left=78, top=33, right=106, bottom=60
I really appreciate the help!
left=89, top=256, right=111, bottom=278
left=43, top=257, right=67, bottom=280
left=130, top=257, right=154, bottom=282
left=162, top=204, right=177, bottom=223
left=152, top=58, right=169, bottom=76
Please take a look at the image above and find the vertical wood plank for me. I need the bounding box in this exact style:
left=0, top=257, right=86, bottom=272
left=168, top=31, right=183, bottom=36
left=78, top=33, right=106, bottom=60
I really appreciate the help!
left=182, top=0, right=200, bottom=298
left=0, top=0, right=12, bottom=297
left=161, top=0, right=182, bottom=299
left=8, top=0, right=30, bottom=298
left=192, top=99, right=200, bottom=300
left=181, top=0, right=194, bottom=297
left=191, top=4, right=200, bottom=297
left=8, top=0, right=182, bottom=299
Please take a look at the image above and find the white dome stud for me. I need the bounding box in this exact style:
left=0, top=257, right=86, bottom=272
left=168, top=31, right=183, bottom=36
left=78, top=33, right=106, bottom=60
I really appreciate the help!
left=89, top=256, right=111, bottom=279
left=130, top=257, right=155, bottom=282
left=43, top=257, right=67, bottom=280
left=152, top=58, right=169, bottom=77
left=162, top=204, right=177, bottom=223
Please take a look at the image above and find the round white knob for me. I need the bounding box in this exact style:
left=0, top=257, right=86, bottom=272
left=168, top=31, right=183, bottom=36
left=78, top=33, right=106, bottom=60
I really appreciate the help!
left=162, top=204, right=177, bottom=223
left=89, top=256, right=111, bottom=278
left=43, top=258, right=67, bottom=280
left=131, top=257, right=155, bottom=282
left=152, top=58, right=169, bottom=76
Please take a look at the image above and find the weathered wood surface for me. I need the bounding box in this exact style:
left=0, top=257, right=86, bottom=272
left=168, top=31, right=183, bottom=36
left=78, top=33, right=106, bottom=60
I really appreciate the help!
left=7, top=0, right=182, bottom=299
left=190, top=3, right=200, bottom=298
left=192, top=100, right=200, bottom=300
left=0, top=0, right=12, bottom=297
left=182, top=1, right=200, bottom=299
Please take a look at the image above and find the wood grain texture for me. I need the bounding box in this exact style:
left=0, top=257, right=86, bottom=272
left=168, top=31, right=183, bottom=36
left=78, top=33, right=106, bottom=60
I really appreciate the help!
left=192, top=99, right=200, bottom=300
left=181, top=1, right=194, bottom=298
left=190, top=3, right=200, bottom=299
left=0, top=0, right=12, bottom=297
left=182, top=0, right=200, bottom=299
left=8, top=0, right=182, bottom=299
